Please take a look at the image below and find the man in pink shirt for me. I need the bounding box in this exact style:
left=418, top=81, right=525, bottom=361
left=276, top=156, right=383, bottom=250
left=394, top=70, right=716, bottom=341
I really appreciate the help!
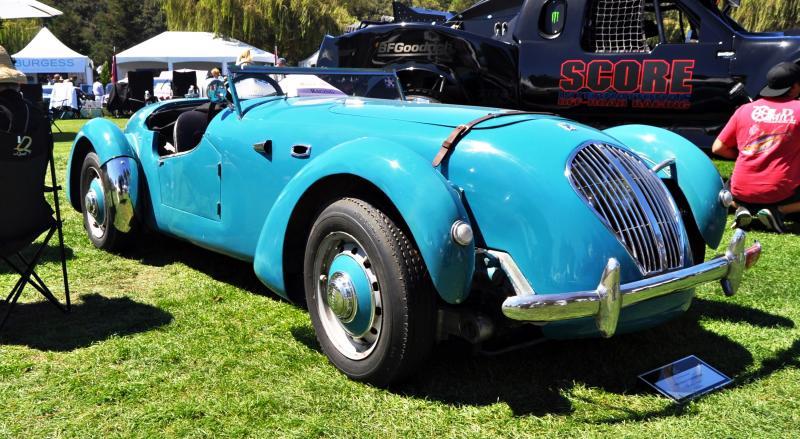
left=713, top=62, right=800, bottom=233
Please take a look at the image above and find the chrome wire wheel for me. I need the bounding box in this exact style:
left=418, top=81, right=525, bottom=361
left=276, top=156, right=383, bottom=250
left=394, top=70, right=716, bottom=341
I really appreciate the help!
left=313, top=231, right=383, bottom=361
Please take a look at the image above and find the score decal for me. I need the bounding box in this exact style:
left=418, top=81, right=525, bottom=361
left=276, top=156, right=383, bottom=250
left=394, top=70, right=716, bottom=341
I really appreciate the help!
left=558, top=59, right=695, bottom=109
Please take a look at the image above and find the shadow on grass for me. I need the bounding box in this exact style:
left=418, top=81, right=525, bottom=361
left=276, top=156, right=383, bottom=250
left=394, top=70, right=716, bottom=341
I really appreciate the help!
left=292, top=297, right=793, bottom=419
left=52, top=131, right=79, bottom=143
left=120, top=232, right=283, bottom=301
left=0, top=293, right=172, bottom=351
left=101, top=226, right=798, bottom=420
left=0, top=243, right=75, bottom=275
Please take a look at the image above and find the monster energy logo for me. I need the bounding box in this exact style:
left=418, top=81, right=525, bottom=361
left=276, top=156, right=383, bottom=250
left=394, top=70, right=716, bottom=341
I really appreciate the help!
left=551, top=11, right=560, bottom=24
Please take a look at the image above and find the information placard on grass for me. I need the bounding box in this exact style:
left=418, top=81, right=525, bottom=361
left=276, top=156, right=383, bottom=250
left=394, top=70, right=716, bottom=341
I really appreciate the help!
left=638, top=355, right=732, bottom=404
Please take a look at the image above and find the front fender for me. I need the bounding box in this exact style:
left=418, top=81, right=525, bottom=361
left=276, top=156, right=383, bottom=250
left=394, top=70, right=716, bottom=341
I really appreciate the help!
left=254, top=138, right=475, bottom=304
left=604, top=125, right=726, bottom=249
left=66, top=118, right=137, bottom=209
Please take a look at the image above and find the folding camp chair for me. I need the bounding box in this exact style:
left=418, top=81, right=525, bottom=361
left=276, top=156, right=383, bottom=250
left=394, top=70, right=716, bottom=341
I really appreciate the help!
left=0, top=100, right=70, bottom=330
left=47, top=83, right=81, bottom=132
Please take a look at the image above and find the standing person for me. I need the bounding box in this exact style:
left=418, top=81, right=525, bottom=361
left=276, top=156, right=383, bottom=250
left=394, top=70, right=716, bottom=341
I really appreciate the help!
left=92, top=78, right=104, bottom=101
left=712, top=62, right=800, bottom=233
left=272, top=57, right=287, bottom=82
left=236, top=50, right=253, bottom=68
left=203, top=67, right=222, bottom=92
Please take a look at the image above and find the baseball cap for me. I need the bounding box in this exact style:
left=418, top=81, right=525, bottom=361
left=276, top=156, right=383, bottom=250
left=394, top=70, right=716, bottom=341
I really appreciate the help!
left=760, top=62, right=800, bottom=98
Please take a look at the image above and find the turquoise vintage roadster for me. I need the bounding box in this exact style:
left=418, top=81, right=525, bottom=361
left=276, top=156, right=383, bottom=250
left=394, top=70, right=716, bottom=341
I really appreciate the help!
left=66, top=66, right=761, bottom=385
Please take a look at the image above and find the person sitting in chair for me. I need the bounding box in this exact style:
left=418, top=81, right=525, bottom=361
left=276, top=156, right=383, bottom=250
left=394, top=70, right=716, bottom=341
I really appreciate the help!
left=0, top=45, right=54, bottom=240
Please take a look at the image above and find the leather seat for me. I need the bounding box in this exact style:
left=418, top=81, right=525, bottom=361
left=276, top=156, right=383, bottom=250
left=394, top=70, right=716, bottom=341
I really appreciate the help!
left=173, top=110, right=209, bottom=153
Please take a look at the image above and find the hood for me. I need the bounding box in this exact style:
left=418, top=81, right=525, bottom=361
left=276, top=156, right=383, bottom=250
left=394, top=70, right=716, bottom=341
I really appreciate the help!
left=329, top=98, right=551, bottom=128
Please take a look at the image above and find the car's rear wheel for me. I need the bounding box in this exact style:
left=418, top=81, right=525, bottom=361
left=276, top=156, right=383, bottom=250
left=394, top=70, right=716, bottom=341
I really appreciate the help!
left=79, top=152, right=134, bottom=251
left=303, top=198, right=435, bottom=386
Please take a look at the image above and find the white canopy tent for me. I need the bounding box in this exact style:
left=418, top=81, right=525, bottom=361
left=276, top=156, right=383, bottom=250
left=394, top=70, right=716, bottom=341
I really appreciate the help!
left=12, top=27, right=93, bottom=84
left=299, top=50, right=319, bottom=68
left=0, top=0, right=62, bottom=19
left=116, top=32, right=275, bottom=79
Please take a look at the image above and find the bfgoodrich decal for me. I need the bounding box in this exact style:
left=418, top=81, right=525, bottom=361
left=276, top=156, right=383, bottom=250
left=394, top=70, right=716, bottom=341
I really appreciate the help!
left=376, top=41, right=454, bottom=58
left=558, top=59, right=695, bottom=110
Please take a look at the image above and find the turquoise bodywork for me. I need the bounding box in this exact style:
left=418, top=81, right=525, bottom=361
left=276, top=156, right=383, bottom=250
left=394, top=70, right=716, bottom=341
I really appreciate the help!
left=66, top=90, right=727, bottom=338
left=66, top=118, right=136, bottom=208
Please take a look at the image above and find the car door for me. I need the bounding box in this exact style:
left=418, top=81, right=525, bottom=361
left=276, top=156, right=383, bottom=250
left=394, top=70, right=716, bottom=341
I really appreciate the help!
left=157, top=123, right=222, bottom=221
left=518, top=0, right=735, bottom=131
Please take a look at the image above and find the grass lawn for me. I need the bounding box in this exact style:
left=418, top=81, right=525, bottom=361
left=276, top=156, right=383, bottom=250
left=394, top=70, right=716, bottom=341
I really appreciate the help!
left=1, top=118, right=799, bottom=438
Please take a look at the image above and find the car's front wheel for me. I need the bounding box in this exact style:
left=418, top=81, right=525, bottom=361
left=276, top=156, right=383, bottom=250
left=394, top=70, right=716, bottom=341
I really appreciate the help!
left=79, top=152, right=134, bottom=251
left=304, top=198, right=436, bottom=386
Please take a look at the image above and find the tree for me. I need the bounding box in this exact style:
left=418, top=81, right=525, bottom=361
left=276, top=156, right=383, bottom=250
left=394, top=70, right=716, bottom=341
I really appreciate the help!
left=731, top=0, right=800, bottom=32
left=162, top=0, right=353, bottom=62
left=0, top=19, right=41, bottom=54
left=98, top=60, right=111, bottom=85
left=43, top=0, right=165, bottom=69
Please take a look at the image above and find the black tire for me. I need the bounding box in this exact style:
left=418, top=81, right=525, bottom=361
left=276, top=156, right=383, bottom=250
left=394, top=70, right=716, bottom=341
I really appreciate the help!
left=79, top=152, right=134, bottom=251
left=303, top=198, right=436, bottom=386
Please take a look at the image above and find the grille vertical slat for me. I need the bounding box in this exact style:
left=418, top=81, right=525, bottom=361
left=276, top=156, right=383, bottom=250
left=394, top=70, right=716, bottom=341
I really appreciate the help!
left=584, top=145, right=659, bottom=271
left=571, top=159, right=648, bottom=267
left=614, top=148, right=683, bottom=267
left=609, top=149, right=673, bottom=267
left=568, top=143, right=684, bottom=275
left=578, top=147, right=656, bottom=270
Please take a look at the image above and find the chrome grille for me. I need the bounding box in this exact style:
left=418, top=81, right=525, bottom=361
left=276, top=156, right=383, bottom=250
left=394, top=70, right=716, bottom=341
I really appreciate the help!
left=567, top=143, right=684, bottom=275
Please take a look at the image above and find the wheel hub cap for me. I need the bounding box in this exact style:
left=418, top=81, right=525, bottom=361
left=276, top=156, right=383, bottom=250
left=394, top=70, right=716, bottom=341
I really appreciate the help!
left=326, top=272, right=357, bottom=323
left=85, top=178, right=105, bottom=225
left=326, top=253, right=374, bottom=337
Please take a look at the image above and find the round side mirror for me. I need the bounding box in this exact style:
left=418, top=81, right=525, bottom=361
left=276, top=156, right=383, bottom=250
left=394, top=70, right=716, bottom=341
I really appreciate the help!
left=207, top=79, right=226, bottom=104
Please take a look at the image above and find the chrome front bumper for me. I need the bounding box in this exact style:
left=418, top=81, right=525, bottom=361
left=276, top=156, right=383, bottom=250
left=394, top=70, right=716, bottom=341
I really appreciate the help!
left=499, top=230, right=761, bottom=338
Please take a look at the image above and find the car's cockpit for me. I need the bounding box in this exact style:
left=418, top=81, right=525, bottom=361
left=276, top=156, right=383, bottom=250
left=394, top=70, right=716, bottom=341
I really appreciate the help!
left=145, top=66, right=406, bottom=157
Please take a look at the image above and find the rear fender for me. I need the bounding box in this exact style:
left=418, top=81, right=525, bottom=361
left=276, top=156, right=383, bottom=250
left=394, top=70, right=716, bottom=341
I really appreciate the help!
left=604, top=125, right=726, bottom=249
left=254, top=138, right=475, bottom=304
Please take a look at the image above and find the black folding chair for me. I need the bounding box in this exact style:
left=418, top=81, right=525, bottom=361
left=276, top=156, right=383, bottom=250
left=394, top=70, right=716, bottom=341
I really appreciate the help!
left=0, top=96, right=70, bottom=330
left=172, top=71, right=196, bottom=98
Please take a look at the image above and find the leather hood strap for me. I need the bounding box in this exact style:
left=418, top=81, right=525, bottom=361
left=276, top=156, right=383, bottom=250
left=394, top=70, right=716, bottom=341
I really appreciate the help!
left=432, top=110, right=543, bottom=167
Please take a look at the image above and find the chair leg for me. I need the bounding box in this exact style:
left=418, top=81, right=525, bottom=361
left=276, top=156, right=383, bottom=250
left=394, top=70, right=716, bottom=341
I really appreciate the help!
left=48, top=135, right=71, bottom=312
left=4, top=268, right=28, bottom=303
left=0, top=227, right=57, bottom=330
left=4, top=255, right=49, bottom=298
left=0, top=280, right=27, bottom=330
left=14, top=254, right=66, bottom=313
